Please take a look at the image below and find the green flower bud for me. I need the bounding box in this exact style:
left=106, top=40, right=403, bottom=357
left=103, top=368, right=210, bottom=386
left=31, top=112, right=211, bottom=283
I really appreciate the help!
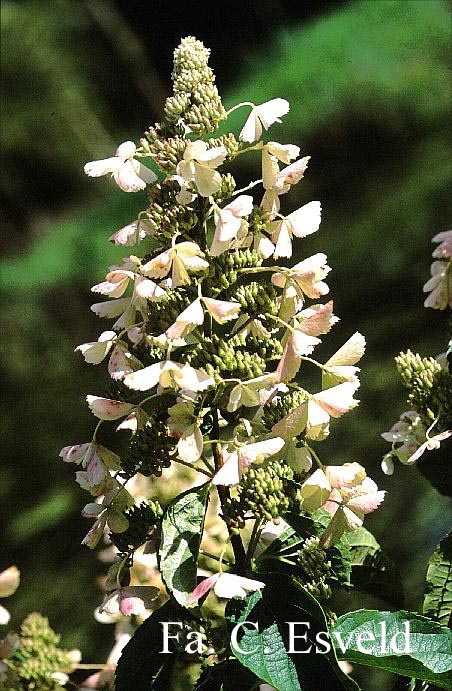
left=8, top=613, right=76, bottom=691
left=203, top=249, right=263, bottom=296
left=122, top=417, right=173, bottom=478
left=225, top=460, right=298, bottom=528
left=229, top=282, right=279, bottom=320
left=261, top=389, right=309, bottom=429
left=395, top=350, right=443, bottom=421
left=111, top=499, right=163, bottom=556
left=297, top=536, right=332, bottom=600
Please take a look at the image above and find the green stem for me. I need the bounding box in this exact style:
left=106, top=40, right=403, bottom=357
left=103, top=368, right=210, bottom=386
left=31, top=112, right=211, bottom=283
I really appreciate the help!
left=246, top=517, right=263, bottom=565
left=76, top=664, right=112, bottom=670
left=238, top=265, right=287, bottom=275
left=211, top=409, right=247, bottom=572
left=199, top=549, right=233, bottom=567
left=225, top=101, right=255, bottom=116
left=300, top=355, right=326, bottom=370
left=173, top=458, right=212, bottom=477
left=233, top=178, right=263, bottom=196
left=306, top=444, right=325, bottom=470
left=92, top=420, right=103, bottom=442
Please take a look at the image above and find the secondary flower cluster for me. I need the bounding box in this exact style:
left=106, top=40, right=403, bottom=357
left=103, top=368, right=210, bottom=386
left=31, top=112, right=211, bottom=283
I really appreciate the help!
left=382, top=231, right=451, bottom=475
left=0, top=570, right=81, bottom=690
left=423, top=230, right=452, bottom=310
left=62, top=38, right=385, bottom=661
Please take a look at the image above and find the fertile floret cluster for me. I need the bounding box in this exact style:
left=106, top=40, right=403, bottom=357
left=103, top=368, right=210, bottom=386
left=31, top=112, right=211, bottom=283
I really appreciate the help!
left=0, top=613, right=79, bottom=691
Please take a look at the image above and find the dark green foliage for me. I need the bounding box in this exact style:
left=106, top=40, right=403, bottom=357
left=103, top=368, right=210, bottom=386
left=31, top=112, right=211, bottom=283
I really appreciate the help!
left=423, top=533, right=452, bottom=628
left=331, top=610, right=452, bottom=688
left=194, top=659, right=259, bottom=690
left=225, top=573, right=359, bottom=691
left=115, top=600, right=182, bottom=690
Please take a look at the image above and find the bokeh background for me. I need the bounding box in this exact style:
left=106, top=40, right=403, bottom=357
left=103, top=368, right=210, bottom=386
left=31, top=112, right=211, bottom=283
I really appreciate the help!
left=1, top=1, right=451, bottom=689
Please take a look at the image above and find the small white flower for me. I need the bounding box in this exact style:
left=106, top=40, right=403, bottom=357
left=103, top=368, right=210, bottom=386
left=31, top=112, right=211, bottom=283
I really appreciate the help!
left=272, top=382, right=360, bottom=441
left=275, top=331, right=321, bottom=383
left=261, top=156, right=310, bottom=216
left=212, top=437, right=285, bottom=486
left=271, top=202, right=322, bottom=258
left=189, top=572, right=265, bottom=603
left=202, top=296, right=240, bottom=324
left=124, top=360, right=214, bottom=394
left=176, top=140, right=226, bottom=197
left=432, top=230, right=452, bottom=258
left=272, top=253, right=330, bottom=298
left=405, top=430, right=451, bottom=464
left=300, top=463, right=385, bottom=546
left=423, top=259, right=451, bottom=310
left=84, top=141, right=157, bottom=192
left=86, top=395, right=134, bottom=420
left=142, top=242, right=208, bottom=288
left=109, top=220, right=150, bottom=246
left=227, top=374, right=276, bottom=412
left=210, top=195, right=254, bottom=256
left=167, top=401, right=203, bottom=463
left=0, top=566, right=20, bottom=599
left=296, top=302, right=339, bottom=337
left=100, top=586, right=160, bottom=617
left=239, top=99, right=290, bottom=143
left=322, top=331, right=365, bottom=387
left=165, top=298, right=205, bottom=341
left=262, top=141, right=300, bottom=190
left=75, top=331, right=117, bottom=365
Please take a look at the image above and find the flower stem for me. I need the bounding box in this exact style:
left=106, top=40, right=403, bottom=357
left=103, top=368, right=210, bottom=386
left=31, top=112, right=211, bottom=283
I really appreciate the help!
left=211, top=408, right=247, bottom=572
left=307, top=444, right=325, bottom=470
left=173, top=458, right=212, bottom=477
left=199, top=549, right=233, bottom=567
left=246, top=517, right=263, bottom=565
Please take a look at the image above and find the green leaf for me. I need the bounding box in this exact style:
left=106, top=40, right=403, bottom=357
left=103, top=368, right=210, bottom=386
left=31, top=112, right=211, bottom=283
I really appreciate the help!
left=331, top=609, right=452, bottom=689
left=225, top=573, right=359, bottom=691
left=106, top=509, right=129, bottom=533
left=159, top=483, right=210, bottom=607
left=347, top=527, right=404, bottom=608
left=194, top=659, right=259, bottom=690
left=115, top=600, right=181, bottom=691
left=423, top=533, right=452, bottom=627
left=347, top=527, right=380, bottom=564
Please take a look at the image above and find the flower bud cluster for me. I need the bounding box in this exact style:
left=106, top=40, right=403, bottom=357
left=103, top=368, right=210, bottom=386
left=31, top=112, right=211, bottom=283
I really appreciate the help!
left=225, top=460, right=300, bottom=528
left=0, top=613, right=79, bottom=691
left=121, top=417, right=174, bottom=478
left=186, top=334, right=268, bottom=380
left=111, top=499, right=163, bottom=556
left=297, top=536, right=332, bottom=600
left=395, top=349, right=441, bottom=421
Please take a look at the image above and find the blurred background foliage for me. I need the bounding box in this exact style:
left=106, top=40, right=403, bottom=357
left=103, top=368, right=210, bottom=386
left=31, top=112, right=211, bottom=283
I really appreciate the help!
left=1, top=0, right=451, bottom=688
